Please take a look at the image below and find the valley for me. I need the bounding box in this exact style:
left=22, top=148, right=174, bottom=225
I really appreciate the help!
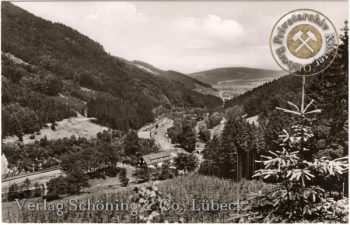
left=190, top=67, right=285, bottom=101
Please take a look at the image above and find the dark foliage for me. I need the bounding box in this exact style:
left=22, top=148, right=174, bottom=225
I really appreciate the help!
left=174, top=153, right=198, bottom=172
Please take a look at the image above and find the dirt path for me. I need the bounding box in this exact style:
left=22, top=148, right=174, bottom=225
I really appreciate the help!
left=210, top=117, right=227, bottom=139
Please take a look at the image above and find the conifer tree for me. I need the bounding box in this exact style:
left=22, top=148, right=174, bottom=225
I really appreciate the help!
left=242, top=77, right=348, bottom=223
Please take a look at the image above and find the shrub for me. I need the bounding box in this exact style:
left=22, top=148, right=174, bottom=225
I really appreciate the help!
left=119, top=168, right=129, bottom=187
left=174, top=153, right=198, bottom=173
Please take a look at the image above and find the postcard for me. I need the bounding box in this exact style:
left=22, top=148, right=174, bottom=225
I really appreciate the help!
left=1, top=0, right=348, bottom=223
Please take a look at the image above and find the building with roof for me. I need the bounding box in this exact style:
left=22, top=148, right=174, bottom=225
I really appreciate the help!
left=138, top=151, right=174, bottom=168
left=137, top=122, right=159, bottom=139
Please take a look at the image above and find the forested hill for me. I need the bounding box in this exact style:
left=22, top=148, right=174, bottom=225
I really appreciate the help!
left=189, top=67, right=284, bottom=85
left=225, top=22, right=348, bottom=119
left=200, top=24, right=348, bottom=182
left=1, top=2, right=222, bottom=138
left=224, top=22, right=348, bottom=156
left=224, top=74, right=299, bottom=116
left=133, top=60, right=215, bottom=91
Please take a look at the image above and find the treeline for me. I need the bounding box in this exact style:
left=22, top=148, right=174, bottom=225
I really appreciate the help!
left=6, top=167, right=129, bottom=202
left=7, top=178, right=43, bottom=201
left=199, top=118, right=264, bottom=178
left=224, top=75, right=300, bottom=117
left=87, top=93, right=155, bottom=131
left=1, top=2, right=222, bottom=138
left=2, top=78, right=78, bottom=139
left=1, top=54, right=85, bottom=139
left=167, top=118, right=197, bottom=152
left=2, top=130, right=159, bottom=175
left=166, top=111, right=224, bottom=151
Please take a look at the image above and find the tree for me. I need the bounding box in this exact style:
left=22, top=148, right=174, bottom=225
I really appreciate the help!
left=177, top=125, right=196, bottom=152
left=133, top=167, right=151, bottom=183
left=174, top=153, right=198, bottom=173
left=45, top=75, right=63, bottom=96
left=119, top=168, right=129, bottom=187
left=50, top=121, right=56, bottom=131
left=167, top=119, right=182, bottom=143
left=23, top=177, right=31, bottom=191
left=209, top=112, right=223, bottom=128
left=199, top=128, right=210, bottom=143
left=198, top=160, right=220, bottom=176
left=46, top=176, right=67, bottom=199
left=34, top=182, right=42, bottom=197
left=60, top=151, right=89, bottom=195
left=23, top=177, right=31, bottom=197
left=156, top=162, right=176, bottom=180
left=65, top=169, right=89, bottom=195
left=8, top=183, right=19, bottom=201
left=124, top=131, right=140, bottom=155
left=6, top=66, right=26, bottom=83
left=242, top=77, right=348, bottom=223
left=225, top=105, right=244, bottom=121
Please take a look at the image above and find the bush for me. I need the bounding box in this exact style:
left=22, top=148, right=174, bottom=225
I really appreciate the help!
left=105, top=167, right=117, bottom=177
left=133, top=167, right=151, bottom=183
left=174, top=153, right=198, bottom=173
left=119, top=168, right=129, bottom=187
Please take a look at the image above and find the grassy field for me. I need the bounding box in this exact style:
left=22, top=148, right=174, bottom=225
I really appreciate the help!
left=2, top=115, right=108, bottom=144
left=2, top=175, right=273, bottom=223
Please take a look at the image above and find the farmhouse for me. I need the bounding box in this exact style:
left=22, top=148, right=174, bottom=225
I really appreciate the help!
left=138, top=152, right=174, bottom=168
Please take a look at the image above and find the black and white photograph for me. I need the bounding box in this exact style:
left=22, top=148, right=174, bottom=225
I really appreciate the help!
left=1, top=0, right=349, bottom=223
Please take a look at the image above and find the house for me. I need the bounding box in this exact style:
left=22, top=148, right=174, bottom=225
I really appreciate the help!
left=137, top=122, right=159, bottom=139
left=138, top=131, right=153, bottom=139
left=138, top=152, right=174, bottom=168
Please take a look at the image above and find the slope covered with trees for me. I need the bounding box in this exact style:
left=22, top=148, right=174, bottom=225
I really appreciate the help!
left=133, top=60, right=215, bottom=91
left=202, top=22, right=348, bottom=187
left=1, top=2, right=222, bottom=138
left=189, top=67, right=284, bottom=85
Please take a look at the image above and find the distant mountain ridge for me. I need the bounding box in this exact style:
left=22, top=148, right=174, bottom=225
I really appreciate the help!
left=189, top=67, right=285, bottom=85
left=133, top=60, right=217, bottom=95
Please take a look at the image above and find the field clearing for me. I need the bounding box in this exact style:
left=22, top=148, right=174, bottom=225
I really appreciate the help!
left=2, top=115, right=108, bottom=144
left=2, top=174, right=274, bottom=223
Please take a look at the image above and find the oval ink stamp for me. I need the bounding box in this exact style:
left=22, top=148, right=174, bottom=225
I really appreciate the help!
left=270, top=9, right=339, bottom=76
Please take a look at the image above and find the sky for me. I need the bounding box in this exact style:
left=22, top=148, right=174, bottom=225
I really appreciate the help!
left=14, top=1, right=348, bottom=74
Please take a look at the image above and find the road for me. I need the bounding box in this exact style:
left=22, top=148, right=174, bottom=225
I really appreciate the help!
left=2, top=169, right=63, bottom=190
left=210, top=117, right=227, bottom=139
left=153, top=117, right=174, bottom=150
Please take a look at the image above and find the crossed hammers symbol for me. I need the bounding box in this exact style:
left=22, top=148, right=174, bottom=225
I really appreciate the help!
left=292, top=30, right=317, bottom=53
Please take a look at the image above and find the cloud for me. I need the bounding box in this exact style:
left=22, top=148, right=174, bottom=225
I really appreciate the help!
left=171, top=14, right=245, bottom=50
left=13, top=1, right=347, bottom=73
left=203, top=15, right=244, bottom=40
